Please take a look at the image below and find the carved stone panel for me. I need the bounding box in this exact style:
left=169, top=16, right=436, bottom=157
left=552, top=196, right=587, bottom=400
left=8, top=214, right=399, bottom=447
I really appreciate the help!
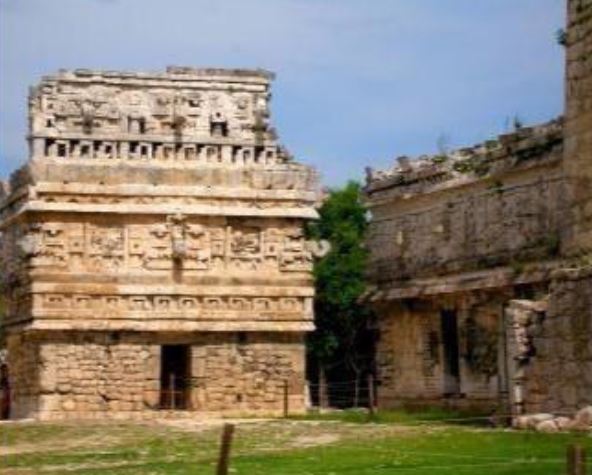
left=87, top=224, right=125, bottom=271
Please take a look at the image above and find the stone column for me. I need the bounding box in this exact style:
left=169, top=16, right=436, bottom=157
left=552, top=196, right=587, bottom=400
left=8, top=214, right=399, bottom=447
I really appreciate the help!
left=221, top=145, right=233, bottom=163
left=32, top=138, right=45, bottom=158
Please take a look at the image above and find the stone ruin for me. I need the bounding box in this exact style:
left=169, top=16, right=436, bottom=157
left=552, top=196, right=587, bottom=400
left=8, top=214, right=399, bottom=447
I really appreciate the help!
left=0, top=0, right=590, bottom=428
left=363, top=0, right=592, bottom=425
left=0, top=67, right=323, bottom=419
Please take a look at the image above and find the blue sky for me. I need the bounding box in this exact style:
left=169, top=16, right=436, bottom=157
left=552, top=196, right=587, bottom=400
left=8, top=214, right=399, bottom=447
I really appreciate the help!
left=0, top=0, right=565, bottom=186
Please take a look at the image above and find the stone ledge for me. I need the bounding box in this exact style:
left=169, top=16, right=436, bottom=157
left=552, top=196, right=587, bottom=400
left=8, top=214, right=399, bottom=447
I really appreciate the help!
left=365, top=117, right=563, bottom=200
left=3, top=201, right=319, bottom=222
left=10, top=320, right=315, bottom=333
left=364, top=262, right=560, bottom=301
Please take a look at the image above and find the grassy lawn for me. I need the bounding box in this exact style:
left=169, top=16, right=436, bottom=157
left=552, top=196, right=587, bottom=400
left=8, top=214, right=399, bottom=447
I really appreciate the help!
left=0, top=410, right=591, bottom=474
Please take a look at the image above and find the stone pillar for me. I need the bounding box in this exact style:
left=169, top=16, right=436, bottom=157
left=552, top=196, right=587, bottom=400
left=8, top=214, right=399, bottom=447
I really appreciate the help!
left=564, top=0, right=592, bottom=254
left=32, top=138, right=45, bottom=158
left=221, top=145, right=233, bottom=163
left=505, top=300, right=548, bottom=414
left=119, top=141, right=130, bottom=159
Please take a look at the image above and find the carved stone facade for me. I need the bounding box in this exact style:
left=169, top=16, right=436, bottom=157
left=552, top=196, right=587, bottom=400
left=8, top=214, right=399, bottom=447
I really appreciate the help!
left=0, top=67, right=320, bottom=419
left=365, top=0, right=592, bottom=415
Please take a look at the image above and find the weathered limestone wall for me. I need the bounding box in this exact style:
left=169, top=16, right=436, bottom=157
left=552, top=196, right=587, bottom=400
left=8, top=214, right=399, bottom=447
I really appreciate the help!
left=365, top=120, right=565, bottom=284
left=543, top=270, right=592, bottom=411
left=365, top=0, right=592, bottom=417
left=6, top=334, right=40, bottom=419
left=376, top=302, right=441, bottom=404
left=564, top=0, right=592, bottom=253
left=8, top=331, right=305, bottom=420
left=365, top=122, right=565, bottom=411
left=503, top=0, right=592, bottom=417
left=506, top=270, right=592, bottom=415
left=376, top=297, right=504, bottom=410
left=191, top=332, right=305, bottom=414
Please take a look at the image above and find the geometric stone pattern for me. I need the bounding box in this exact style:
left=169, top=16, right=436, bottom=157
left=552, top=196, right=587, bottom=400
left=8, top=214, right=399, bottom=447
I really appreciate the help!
left=1, top=67, right=319, bottom=419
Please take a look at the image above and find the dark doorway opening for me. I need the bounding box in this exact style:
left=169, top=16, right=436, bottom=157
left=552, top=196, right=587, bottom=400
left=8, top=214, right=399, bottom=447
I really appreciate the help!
left=440, top=310, right=461, bottom=396
left=160, top=345, right=190, bottom=410
left=0, top=363, right=10, bottom=420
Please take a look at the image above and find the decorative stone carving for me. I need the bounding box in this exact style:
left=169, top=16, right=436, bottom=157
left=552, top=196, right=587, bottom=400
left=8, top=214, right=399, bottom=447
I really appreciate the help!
left=88, top=225, right=125, bottom=271
left=1, top=67, right=318, bottom=420
left=18, top=223, right=67, bottom=268
left=36, top=293, right=309, bottom=319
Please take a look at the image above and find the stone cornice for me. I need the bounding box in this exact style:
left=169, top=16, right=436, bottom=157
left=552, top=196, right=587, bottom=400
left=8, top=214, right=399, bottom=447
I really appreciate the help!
left=365, top=118, right=563, bottom=203
left=364, top=261, right=561, bottom=301
left=1, top=201, right=318, bottom=224
left=7, top=320, right=314, bottom=333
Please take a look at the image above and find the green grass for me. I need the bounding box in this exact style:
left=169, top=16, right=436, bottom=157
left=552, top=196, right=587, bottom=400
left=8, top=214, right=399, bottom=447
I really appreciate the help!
left=289, top=406, right=492, bottom=425
left=1, top=411, right=591, bottom=474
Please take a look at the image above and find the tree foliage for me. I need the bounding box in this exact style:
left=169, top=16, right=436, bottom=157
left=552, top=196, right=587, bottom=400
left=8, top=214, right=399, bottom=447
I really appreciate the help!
left=307, top=181, right=373, bottom=372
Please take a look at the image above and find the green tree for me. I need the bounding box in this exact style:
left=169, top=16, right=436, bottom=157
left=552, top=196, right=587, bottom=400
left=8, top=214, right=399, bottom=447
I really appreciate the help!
left=307, top=181, right=374, bottom=404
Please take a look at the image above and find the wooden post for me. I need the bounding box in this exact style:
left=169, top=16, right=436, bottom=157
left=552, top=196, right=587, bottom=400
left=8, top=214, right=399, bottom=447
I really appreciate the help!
left=319, top=366, right=328, bottom=409
left=216, top=423, right=235, bottom=475
left=283, top=380, right=289, bottom=418
left=567, top=444, right=587, bottom=475
left=368, top=374, right=375, bottom=417
left=169, top=373, right=175, bottom=410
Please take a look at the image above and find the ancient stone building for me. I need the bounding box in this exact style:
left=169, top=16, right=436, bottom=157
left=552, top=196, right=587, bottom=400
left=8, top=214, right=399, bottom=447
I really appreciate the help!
left=0, top=67, right=321, bottom=419
left=364, top=0, right=592, bottom=416
left=564, top=0, right=592, bottom=254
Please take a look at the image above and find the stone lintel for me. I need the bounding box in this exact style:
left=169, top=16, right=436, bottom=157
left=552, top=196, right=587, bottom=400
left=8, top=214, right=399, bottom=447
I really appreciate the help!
left=3, top=202, right=318, bottom=223
left=49, top=66, right=274, bottom=85
left=366, top=263, right=559, bottom=301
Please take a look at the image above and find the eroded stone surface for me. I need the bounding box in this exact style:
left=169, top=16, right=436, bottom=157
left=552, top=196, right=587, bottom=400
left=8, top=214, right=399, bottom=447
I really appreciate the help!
left=0, top=68, right=319, bottom=419
left=364, top=0, right=592, bottom=415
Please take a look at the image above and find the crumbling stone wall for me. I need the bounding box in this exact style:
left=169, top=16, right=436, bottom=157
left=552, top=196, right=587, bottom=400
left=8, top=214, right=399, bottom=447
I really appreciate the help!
left=365, top=122, right=566, bottom=411
left=509, top=0, right=592, bottom=417
left=506, top=270, right=592, bottom=415
left=366, top=0, right=592, bottom=415
left=365, top=120, right=565, bottom=284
